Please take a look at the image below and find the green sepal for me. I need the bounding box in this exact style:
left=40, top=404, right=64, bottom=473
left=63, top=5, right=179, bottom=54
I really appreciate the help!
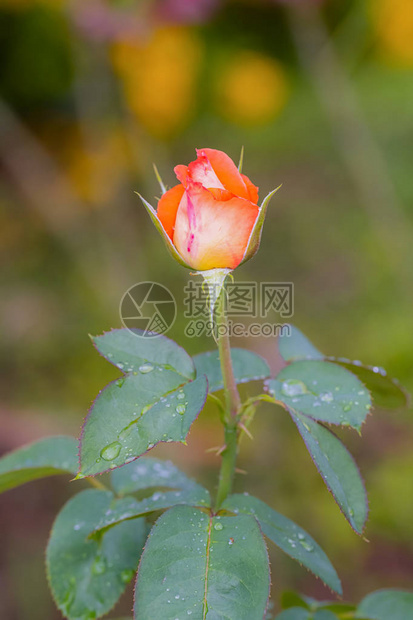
left=136, top=192, right=189, bottom=268
left=241, top=185, right=281, bottom=264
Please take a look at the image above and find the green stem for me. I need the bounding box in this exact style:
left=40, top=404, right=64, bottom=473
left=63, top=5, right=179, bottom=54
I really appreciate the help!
left=215, top=426, right=238, bottom=510
left=216, top=290, right=241, bottom=420
left=214, top=286, right=241, bottom=511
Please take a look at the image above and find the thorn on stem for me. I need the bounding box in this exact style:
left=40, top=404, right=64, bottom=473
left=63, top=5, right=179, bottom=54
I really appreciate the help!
left=205, top=444, right=227, bottom=456
left=238, top=422, right=253, bottom=440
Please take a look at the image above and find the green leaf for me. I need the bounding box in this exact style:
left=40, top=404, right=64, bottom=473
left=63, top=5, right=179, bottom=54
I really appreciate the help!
left=194, top=348, right=270, bottom=392
left=281, top=591, right=310, bottom=610
left=275, top=609, right=311, bottom=620
left=46, top=489, right=147, bottom=620
left=92, top=487, right=210, bottom=537
left=329, top=360, right=408, bottom=410
left=223, top=494, right=342, bottom=595
left=137, top=192, right=190, bottom=268
left=79, top=373, right=207, bottom=477
left=134, top=505, right=270, bottom=620
left=315, top=602, right=356, bottom=614
left=312, top=612, right=339, bottom=620
left=280, top=592, right=356, bottom=617
left=278, top=325, right=407, bottom=410
left=92, top=329, right=195, bottom=380
left=0, top=436, right=78, bottom=494
left=276, top=609, right=341, bottom=620
left=279, top=326, right=324, bottom=362
left=111, top=456, right=205, bottom=496
left=241, top=185, right=281, bottom=264
left=267, top=360, right=371, bottom=430
left=356, top=589, right=413, bottom=619
left=291, top=412, right=368, bottom=534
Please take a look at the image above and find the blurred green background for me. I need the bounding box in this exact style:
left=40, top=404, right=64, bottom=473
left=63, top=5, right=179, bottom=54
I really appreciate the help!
left=0, top=0, right=412, bottom=617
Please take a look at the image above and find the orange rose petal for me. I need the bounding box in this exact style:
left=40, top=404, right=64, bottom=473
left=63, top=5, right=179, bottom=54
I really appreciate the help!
left=197, top=147, right=249, bottom=200
left=187, top=155, right=225, bottom=189
left=157, top=184, right=185, bottom=239
left=174, top=164, right=189, bottom=187
left=173, top=182, right=258, bottom=270
left=241, top=173, right=259, bottom=204
left=208, top=187, right=234, bottom=201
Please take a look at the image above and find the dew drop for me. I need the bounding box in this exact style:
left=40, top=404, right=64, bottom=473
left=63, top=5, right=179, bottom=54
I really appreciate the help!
left=116, top=377, right=125, bottom=388
left=61, top=583, right=76, bottom=616
left=320, top=392, right=334, bottom=403
left=299, top=539, right=314, bottom=552
left=177, top=392, right=186, bottom=400
left=92, top=557, right=106, bottom=575
left=281, top=379, right=309, bottom=397
left=119, top=426, right=134, bottom=441
left=121, top=569, right=135, bottom=583
left=342, top=404, right=352, bottom=412
left=214, top=522, right=223, bottom=531
left=176, top=404, right=186, bottom=415
left=100, top=441, right=121, bottom=461
left=139, top=364, right=154, bottom=374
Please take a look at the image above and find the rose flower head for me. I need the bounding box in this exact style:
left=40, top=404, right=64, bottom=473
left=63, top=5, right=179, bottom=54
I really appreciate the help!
left=139, top=147, right=280, bottom=272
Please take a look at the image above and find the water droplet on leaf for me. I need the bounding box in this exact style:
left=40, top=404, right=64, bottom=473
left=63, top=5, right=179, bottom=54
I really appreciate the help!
left=299, top=539, right=314, bottom=552
left=119, top=426, right=134, bottom=441
left=281, top=379, right=309, bottom=397
left=320, top=392, right=334, bottom=403
left=100, top=441, right=121, bottom=461
left=92, top=557, right=106, bottom=575
left=121, top=569, right=135, bottom=583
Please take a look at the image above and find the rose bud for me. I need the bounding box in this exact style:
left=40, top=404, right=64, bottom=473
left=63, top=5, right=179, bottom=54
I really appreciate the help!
left=139, top=147, right=280, bottom=272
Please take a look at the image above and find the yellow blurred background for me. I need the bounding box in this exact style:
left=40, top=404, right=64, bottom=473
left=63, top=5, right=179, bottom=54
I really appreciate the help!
left=0, top=0, right=412, bottom=617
